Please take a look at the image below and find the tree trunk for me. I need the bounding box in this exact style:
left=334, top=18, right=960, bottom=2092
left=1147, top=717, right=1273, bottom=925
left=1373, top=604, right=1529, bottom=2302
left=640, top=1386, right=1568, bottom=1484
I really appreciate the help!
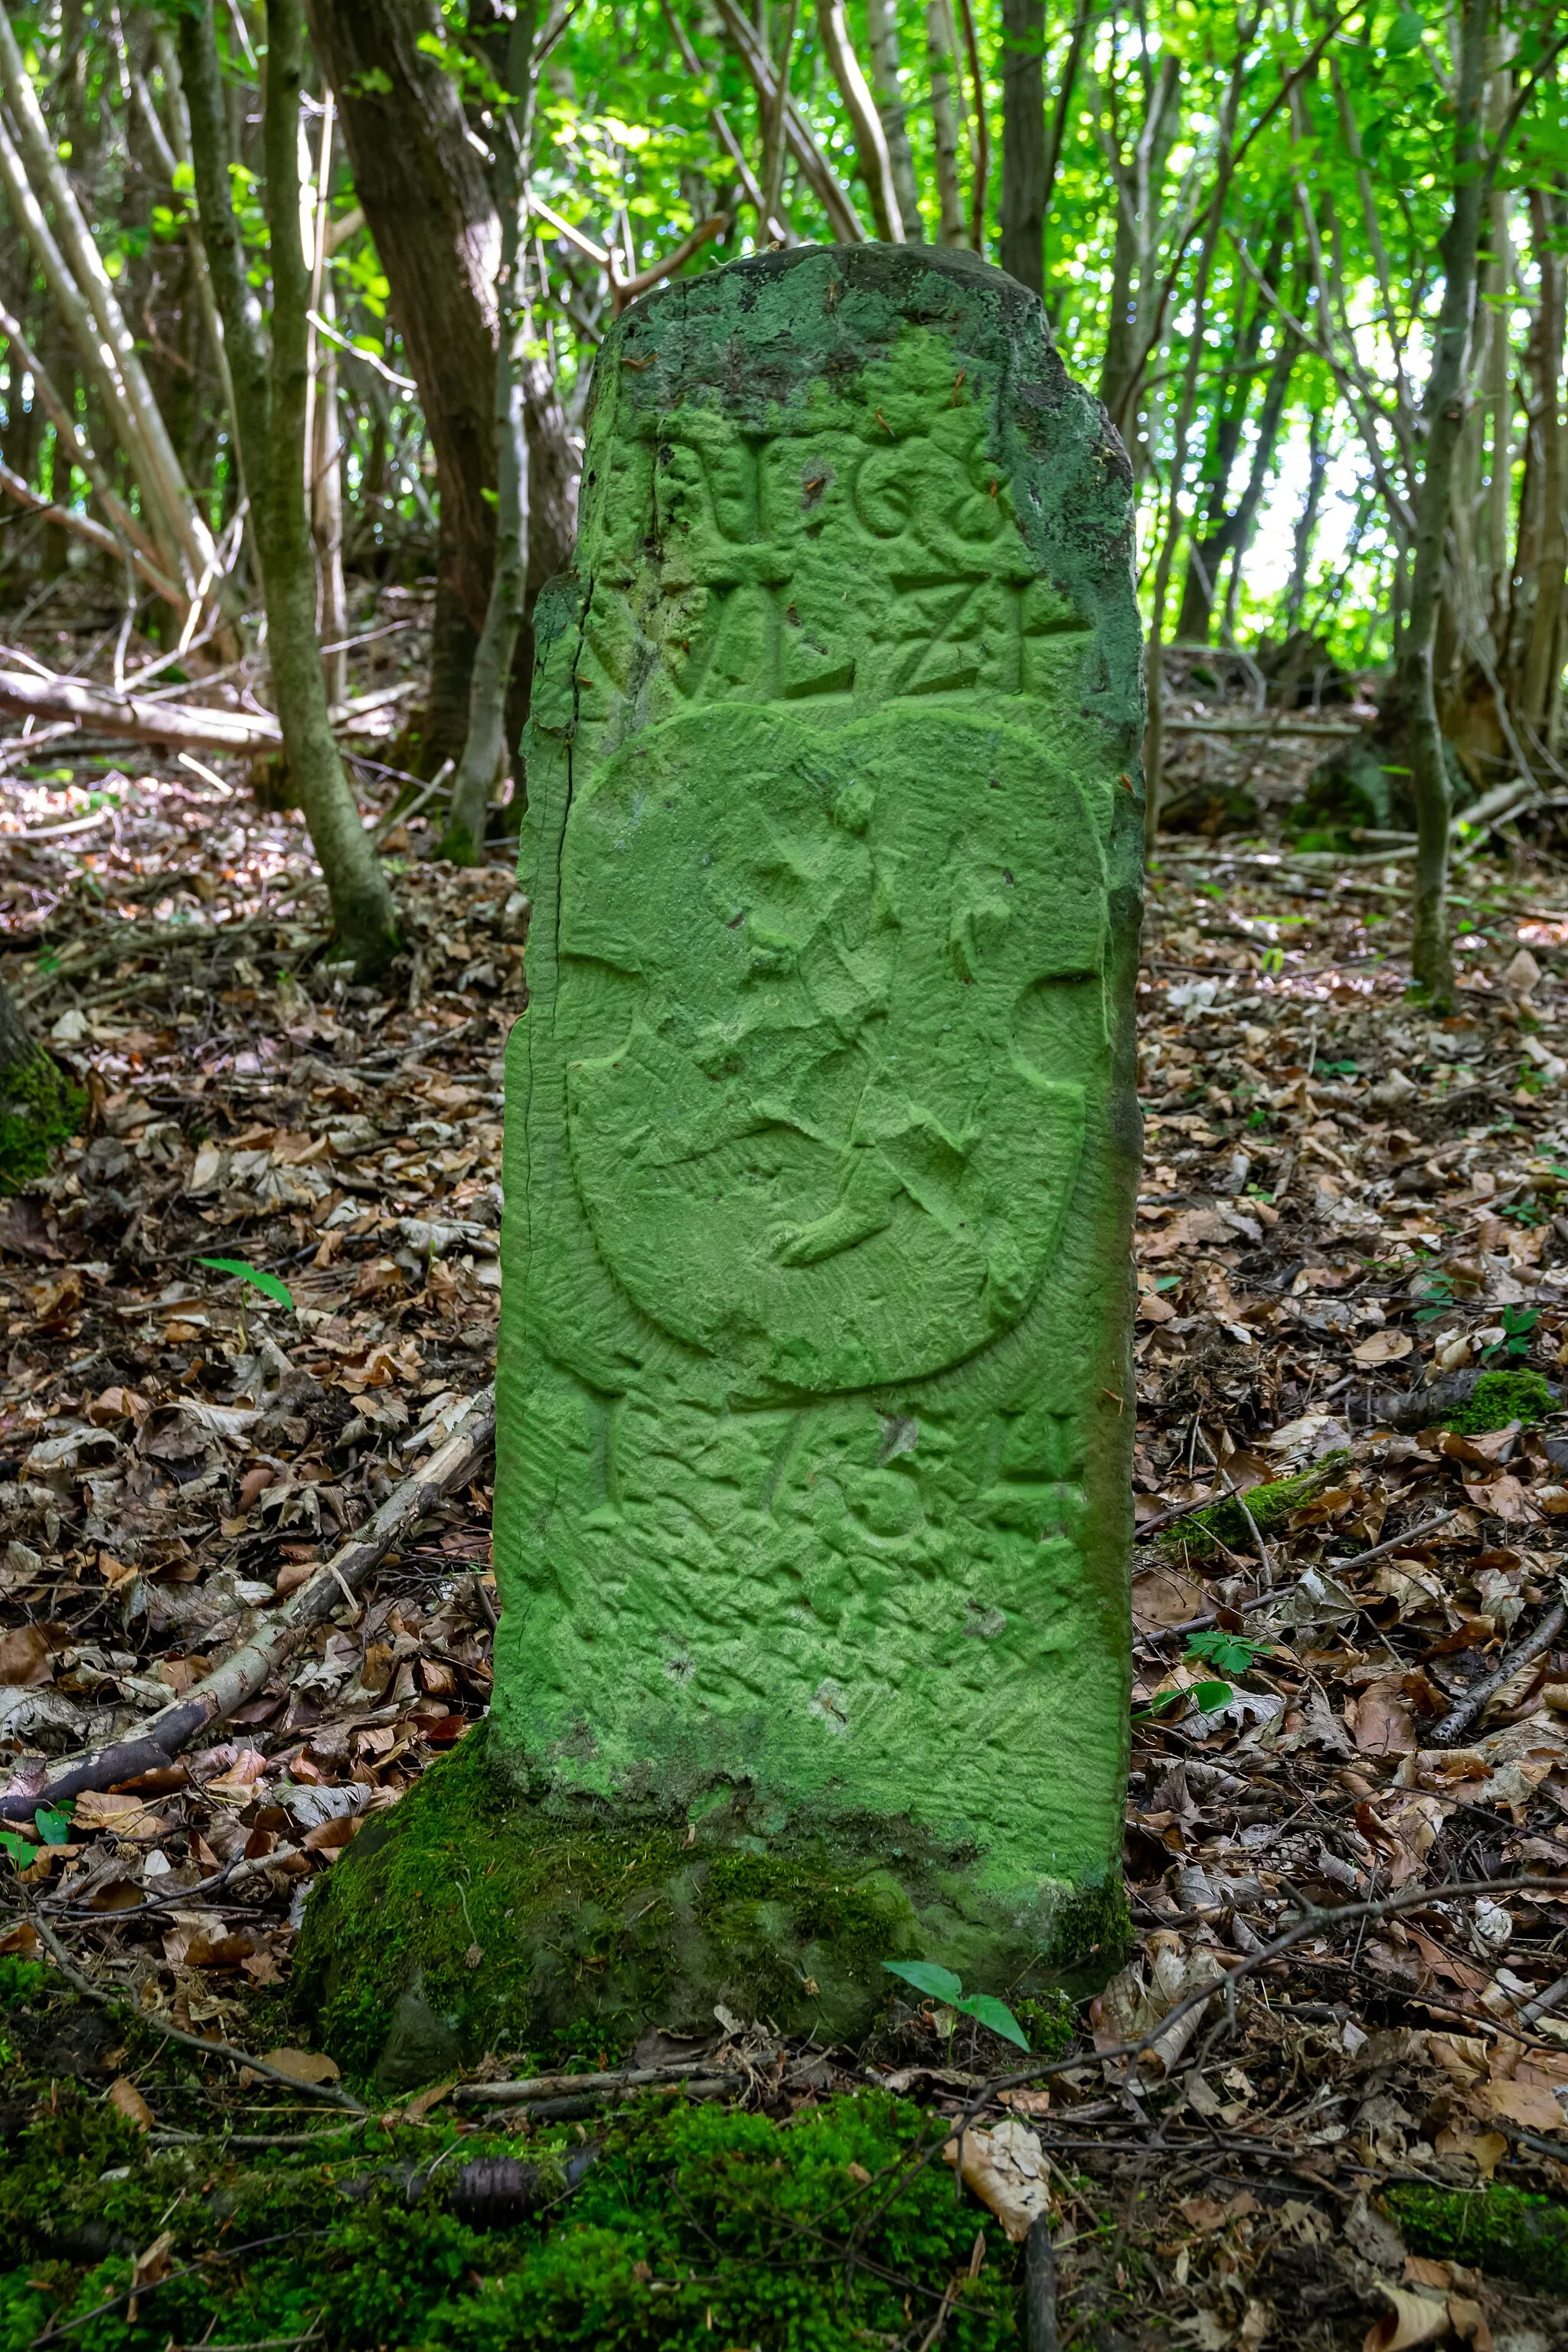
left=816, top=0, right=903, bottom=243
left=1401, top=0, right=1490, bottom=1007
left=925, top=0, right=967, bottom=247
left=0, top=4, right=214, bottom=603
left=305, top=0, right=577, bottom=767
left=441, top=12, right=534, bottom=864
left=1097, top=52, right=1181, bottom=457
left=953, top=0, right=990, bottom=256
left=1142, top=38, right=1249, bottom=851
left=1284, top=408, right=1325, bottom=635
left=1521, top=187, right=1566, bottom=743
left=865, top=0, right=923, bottom=240
left=260, top=0, right=398, bottom=967
left=180, top=0, right=399, bottom=973
left=1219, top=335, right=1296, bottom=639
left=1174, top=238, right=1286, bottom=641
left=999, top=0, right=1044, bottom=295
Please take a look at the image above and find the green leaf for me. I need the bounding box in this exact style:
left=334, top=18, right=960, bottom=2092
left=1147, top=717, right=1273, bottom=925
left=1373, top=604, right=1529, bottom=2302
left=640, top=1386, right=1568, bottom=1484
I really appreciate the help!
left=0, top=1832, right=33, bottom=1871
left=1385, top=9, right=1425, bottom=54
left=954, top=1993, right=1031, bottom=2050
left=1186, top=1628, right=1260, bottom=1677
left=198, top=1258, right=296, bottom=1312
left=35, top=1802, right=74, bottom=1846
left=883, top=1958, right=964, bottom=2005
left=1189, top=1680, right=1236, bottom=1712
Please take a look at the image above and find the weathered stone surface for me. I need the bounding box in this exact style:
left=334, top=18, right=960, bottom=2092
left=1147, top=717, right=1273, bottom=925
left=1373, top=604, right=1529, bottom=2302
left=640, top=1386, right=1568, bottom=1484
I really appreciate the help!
left=501, top=247, right=1141, bottom=1910
left=297, top=245, right=1143, bottom=2072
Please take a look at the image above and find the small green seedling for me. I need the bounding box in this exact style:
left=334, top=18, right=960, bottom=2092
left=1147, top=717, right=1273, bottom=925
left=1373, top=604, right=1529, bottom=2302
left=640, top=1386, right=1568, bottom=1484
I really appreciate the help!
left=882, top=1960, right=1031, bottom=2052
left=198, top=1256, right=295, bottom=1349
left=1134, top=1630, right=1264, bottom=1722
left=1413, top=1273, right=1457, bottom=1324
left=1484, top=1305, right=1538, bottom=1364
left=1185, top=1628, right=1262, bottom=1678
left=198, top=1257, right=295, bottom=1311
left=0, top=1798, right=71, bottom=1871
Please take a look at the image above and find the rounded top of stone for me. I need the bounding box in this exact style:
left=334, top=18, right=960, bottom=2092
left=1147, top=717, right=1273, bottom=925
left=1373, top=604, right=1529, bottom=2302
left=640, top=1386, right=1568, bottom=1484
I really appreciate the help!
left=618, top=239, right=1045, bottom=336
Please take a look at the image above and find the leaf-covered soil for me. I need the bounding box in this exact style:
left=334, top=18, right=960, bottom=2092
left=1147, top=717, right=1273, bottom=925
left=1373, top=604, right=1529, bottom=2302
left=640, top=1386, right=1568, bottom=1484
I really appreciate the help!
left=5, top=595, right=1568, bottom=2344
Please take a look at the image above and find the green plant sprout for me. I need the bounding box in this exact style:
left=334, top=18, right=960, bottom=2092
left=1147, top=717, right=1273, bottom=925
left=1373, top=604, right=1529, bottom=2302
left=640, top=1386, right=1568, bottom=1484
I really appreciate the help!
left=0, top=1798, right=72, bottom=1871
left=198, top=1256, right=296, bottom=1349
left=1483, top=1304, right=1538, bottom=1363
left=1133, top=1630, right=1265, bottom=1723
left=881, top=1961, right=1031, bottom=2052
left=198, top=1256, right=296, bottom=1310
left=1412, top=1272, right=1456, bottom=1323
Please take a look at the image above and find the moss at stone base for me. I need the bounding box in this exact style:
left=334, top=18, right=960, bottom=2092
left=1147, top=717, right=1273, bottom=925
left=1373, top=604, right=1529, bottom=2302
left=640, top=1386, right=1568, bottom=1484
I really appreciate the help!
left=1387, top=2183, right=1568, bottom=2295
left=0, top=1053, right=84, bottom=1194
left=290, top=1725, right=1127, bottom=2089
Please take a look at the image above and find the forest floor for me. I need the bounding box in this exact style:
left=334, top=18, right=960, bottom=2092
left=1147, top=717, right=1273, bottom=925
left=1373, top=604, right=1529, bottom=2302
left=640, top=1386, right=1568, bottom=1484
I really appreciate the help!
left=4, top=586, right=1568, bottom=2347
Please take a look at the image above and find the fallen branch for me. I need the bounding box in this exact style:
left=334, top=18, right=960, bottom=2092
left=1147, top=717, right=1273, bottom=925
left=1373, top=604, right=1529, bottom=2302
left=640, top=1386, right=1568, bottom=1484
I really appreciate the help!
left=0, top=1386, right=495, bottom=1824
left=0, top=667, right=420, bottom=758
left=514, top=2074, right=740, bottom=2124
left=1024, top=2210, right=1059, bottom=2352
left=1429, top=1587, right=1567, bottom=1748
left=0, top=665, right=281, bottom=752
left=455, top=2059, right=716, bottom=2107
left=0, top=462, right=183, bottom=607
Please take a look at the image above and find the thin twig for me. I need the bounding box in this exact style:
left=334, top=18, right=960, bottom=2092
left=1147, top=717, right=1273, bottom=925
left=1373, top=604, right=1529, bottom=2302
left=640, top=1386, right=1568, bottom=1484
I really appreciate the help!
left=1429, top=1588, right=1566, bottom=1747
left=28, top=1913, right=368, bottom=2115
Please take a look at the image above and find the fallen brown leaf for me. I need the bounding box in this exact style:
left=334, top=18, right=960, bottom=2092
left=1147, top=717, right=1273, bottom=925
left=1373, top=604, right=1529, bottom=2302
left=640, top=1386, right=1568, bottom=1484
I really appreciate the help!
left=107, top=2076, right=154, bottom=2132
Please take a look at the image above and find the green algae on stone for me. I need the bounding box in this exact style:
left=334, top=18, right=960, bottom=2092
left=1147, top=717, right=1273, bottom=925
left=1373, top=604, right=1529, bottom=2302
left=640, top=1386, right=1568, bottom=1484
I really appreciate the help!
left=299, top=243, right=1143, bottom=2078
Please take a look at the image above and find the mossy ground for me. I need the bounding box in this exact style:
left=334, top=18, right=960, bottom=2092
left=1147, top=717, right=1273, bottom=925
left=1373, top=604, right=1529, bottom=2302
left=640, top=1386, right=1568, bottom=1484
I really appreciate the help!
left=1443, top=1369, right=1556, bottom=1434
left=1387, top=2183, right=1568, bottom=2295
left=0, top=1052, right=83, bottom=1192
left=291, top=1723, right=1128, bottom=2088
left=1, top=2077, right=1021, bottom=2352
left=1168, top=1453, right=1347, bottom=1561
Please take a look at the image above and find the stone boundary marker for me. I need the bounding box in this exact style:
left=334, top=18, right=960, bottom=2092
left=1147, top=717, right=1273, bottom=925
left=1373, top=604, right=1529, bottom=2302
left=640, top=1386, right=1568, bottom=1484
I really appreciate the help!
left=294, top=243, right=1144, bottom=2086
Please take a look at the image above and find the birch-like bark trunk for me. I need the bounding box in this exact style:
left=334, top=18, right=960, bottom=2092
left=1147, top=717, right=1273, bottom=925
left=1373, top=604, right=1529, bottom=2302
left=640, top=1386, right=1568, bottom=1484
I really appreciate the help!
left=866, top=0, right=923, bottom=240
left=926, top=0, right=968, bottom=247
left=180, top=0, right=399, bottom=973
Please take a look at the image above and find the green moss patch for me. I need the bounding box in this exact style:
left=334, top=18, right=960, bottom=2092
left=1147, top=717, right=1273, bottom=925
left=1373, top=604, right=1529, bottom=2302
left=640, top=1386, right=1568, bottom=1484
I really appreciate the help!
left=292, top=1724, right=1119, bottom=2087
left=1444, top=1370, right=1556, bottom=1434
left=1169, top=1453, right=1348, bottom=1561
left=1388, top=2182, right=1568, bottom=2295
left=2, top=2088, right=1019, bottom=2351
left=0, top=1052, right=83, bottom=1194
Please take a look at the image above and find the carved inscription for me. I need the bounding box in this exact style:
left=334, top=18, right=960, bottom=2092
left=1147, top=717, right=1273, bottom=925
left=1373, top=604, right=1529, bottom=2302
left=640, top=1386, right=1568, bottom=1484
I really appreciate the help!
left=577, top=413, right=1091, bottom=721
